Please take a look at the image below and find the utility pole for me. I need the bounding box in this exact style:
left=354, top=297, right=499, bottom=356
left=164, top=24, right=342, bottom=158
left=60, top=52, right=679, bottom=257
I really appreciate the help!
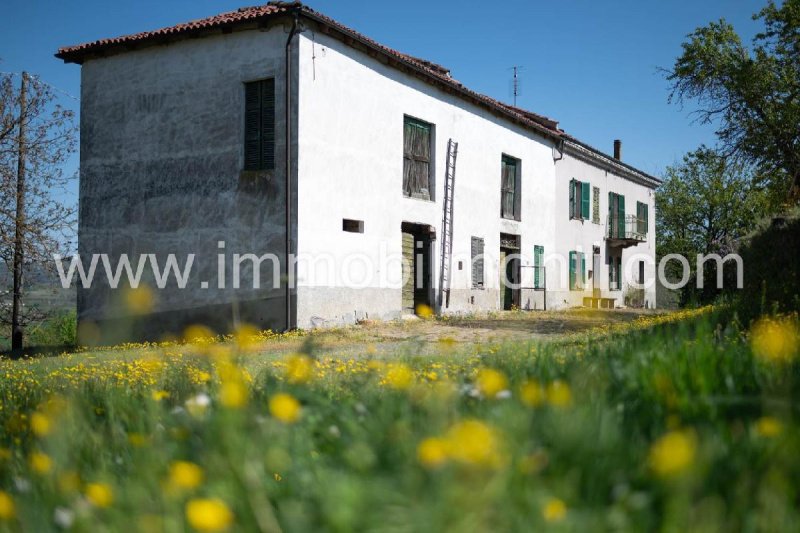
left=11, top=72, right=27, bottom=351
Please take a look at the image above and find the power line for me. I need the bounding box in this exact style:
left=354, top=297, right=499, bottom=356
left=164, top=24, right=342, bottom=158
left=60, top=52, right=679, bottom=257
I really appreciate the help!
left=1, top=71, right=79, bottom=102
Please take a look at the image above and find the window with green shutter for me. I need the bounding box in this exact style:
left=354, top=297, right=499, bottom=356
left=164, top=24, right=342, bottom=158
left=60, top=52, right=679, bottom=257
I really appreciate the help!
left=592, top=186, right=600, bottom=224
left=471, top=237, right=484, bottom=289
left=533, top=245, right=544, bottom=289
left=569, top=251, right=585, bottom=290
left=636, top=201, right=649, bottom=236
left=403, top=116, right=434, bottom=200
left=569, top=180, right=590, bottom=220
left=244, top=79, right=275, bottom=171
left=608, top=192, right=626, bottom=238
left=501, top=155, right=520, bottom=220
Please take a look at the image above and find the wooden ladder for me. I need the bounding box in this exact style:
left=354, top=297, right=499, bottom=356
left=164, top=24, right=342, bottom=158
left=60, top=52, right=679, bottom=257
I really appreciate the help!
left=439, top=139, right=458, bottom=308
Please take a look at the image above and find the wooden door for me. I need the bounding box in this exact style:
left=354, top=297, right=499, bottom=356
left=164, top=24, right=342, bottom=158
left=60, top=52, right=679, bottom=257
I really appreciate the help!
left=402, top=232, right=415, bottom=314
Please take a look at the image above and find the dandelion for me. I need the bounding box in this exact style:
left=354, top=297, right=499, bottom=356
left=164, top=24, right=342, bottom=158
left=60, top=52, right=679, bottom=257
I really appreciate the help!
left=219, top=381, right=248, bottom=409
left=751, top=317, right=799, bottom=363
left=124, top=286, right=154, bottom=314
left=542, top=497, right=567, bottom=522
left=85, top=482, right=114, bottom=508
left=269, top=393, right=301, bottom=424
left=186, top=498, right=234, bottom=532
left=546, top=380, right=572, bottom=408
left=30, top=412, right=52, bottom=437
left=184, top=325, right=216, bottom=346
left=0, top=491, right=15, bottom=520
left=234, top=323, right=260, bottom=351
left=168, top=461, right=204, bottom=490
left=417, top=437, right=450, bottom=469
left=648, top=429, right=696, bottom=477
left=755, top=416, right=783, bottom=437
left=29, top=452, right=52, bottom=474
left=151, top=390, right=170, bottom=401
left=384, top=363, right=414, bottom=390
left=445, top=419, right=505, bottom=468
left=519, top=380, right=545, bottom=407
left=475, top=368, right=508, bottom=399
left=285, top=354, right=313, bottom=383
left=416, top=303, right=434, bottom=319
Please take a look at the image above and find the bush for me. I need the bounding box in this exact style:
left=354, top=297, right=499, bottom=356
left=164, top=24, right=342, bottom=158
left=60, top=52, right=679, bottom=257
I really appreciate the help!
left=734, top=208, right=800, bottom=324
left=26, top=310, right=77, bottom=347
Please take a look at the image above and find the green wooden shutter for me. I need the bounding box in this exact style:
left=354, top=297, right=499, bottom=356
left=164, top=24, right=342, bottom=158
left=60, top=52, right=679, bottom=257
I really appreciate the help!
left=580, top=253, right=586, bottom=290
left=569, top=251, right=576, bottom=290
left=569, top=179, right=576, bottom=219
left=261, top=78, right=275, bottom=170
left=471, top=237, right=484, bottom=288
left=617, top=195, right=626, bottom=238
left=644, top=204, right=649, bottom=234
left=616, top=256, right=622, bottom=289
left=534, top=245, right=543, bottom=288
left=581, top=182, right=590, bottom=219
left=244, top=82, right=261, bottom=170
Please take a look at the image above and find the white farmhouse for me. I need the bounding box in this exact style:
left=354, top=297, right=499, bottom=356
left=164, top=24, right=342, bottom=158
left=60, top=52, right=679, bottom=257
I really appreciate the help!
left=57, top=1, right=659, bottom=340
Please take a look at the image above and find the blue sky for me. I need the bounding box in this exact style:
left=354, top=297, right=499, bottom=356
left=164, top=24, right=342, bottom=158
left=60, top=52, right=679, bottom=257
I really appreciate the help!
left=2, top=0, right=766, bottom=206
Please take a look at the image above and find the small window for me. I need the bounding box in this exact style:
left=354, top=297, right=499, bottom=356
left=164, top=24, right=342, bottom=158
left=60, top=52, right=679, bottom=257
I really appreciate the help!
left=501, top=155, right=521, bottom=220
left=403, top=116, right=433, bottom=200
left=638, top=260, right=645, bottom=285
left=636, top=201, right=649, bottom=236
left=244, top=79, right=275, bottom=171
left=471, top=237, right=485, bottom=288
left=569, top=251, right=586, bottom=290
left=569, top=179, right=590, bottom=220
left=342, top=219, right=364, bottom=233
left=533, top=245, right=544, bottom=289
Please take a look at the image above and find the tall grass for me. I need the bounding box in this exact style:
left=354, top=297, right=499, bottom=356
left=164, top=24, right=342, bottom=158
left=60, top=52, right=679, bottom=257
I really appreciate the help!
left=0, top=310, right=797, bottom=531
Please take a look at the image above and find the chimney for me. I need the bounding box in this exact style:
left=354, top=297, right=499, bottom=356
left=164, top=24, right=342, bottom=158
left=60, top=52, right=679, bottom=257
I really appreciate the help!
left=613, top=139, right=622, bottom=161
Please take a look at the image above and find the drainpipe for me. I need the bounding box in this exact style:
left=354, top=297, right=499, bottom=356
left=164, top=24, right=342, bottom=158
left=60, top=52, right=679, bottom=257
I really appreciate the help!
left=285, top=8, right=300, bottom=331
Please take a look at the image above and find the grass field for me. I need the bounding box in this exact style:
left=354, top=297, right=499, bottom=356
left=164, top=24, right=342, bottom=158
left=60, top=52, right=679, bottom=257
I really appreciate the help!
left=0, top=308, right=798, bottom=532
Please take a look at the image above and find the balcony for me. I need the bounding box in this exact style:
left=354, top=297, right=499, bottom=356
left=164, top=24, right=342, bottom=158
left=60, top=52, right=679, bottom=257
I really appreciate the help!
left=606, top=214, right=647, bottom=248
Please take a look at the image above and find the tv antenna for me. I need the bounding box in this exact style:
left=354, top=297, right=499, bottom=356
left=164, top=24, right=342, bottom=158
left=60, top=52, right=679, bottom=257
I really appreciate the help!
left=509, top=66, right=524, bottom=106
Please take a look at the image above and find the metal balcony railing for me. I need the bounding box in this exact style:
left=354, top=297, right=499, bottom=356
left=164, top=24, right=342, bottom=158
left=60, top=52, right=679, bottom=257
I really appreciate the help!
left=606, top=214, right=647, bottom=242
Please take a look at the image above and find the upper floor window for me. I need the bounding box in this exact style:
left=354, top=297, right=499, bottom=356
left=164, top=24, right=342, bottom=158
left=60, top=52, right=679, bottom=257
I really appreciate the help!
left=501, top=155, right=520, bottom=220
left=244, top=79, right=275, bottom=171
left=403, top=116, right=433, bottom=200
left=569, top=179, right=590, bottom=220
left=592, top=186, right=600, bottom=224
left=636, top=201, right=649, bottom=236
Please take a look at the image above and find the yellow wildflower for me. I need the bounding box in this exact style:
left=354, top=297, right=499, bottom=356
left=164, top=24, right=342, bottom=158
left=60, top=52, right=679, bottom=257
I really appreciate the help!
left=0, top=491, right=15, bottom=520
left=151, top=390, right=170, bottom=401
left=285, top=354, right=313, bottom=383
left=542, top=497, right=567, bottom=522
left=416, top=304, right=434, bottom=319
left=29, top=452, right=53, bottom=474
left=475, top=368, right=508, bottom=398
left=648, top=429, right=696, bottom=477
left=519, top=380, right=545, bottom=407
left=85, top=482, right=114, bottom=508
left=168, top=461, right=204, bottom=490
left=30, top=412, right=52, bottom=437
left=184, top=325, right=216, bottom=346
left=269, top=393, right=301, bottom=424
left=219, top=381, right=248, bottom=409
left=384, top=363, right=414, bottom=390
left=186, top=498, right=234, bottom=532
left=751, top=317, right=799, bottom=363
left=546, top=380, right=572, bottom=408
left=755, top=416, right=783, bottom=437
left=417, top=437, right=450, bottom=469
left=124, top=286, right=154, bottom=314
left=445, top=419, right=504, bottom=468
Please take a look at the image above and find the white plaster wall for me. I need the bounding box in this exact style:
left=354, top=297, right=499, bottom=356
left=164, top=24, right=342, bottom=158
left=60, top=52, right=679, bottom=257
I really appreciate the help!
left=295, top=32, right=558, bottom=327
left=552, top=151, right=657, bottom=308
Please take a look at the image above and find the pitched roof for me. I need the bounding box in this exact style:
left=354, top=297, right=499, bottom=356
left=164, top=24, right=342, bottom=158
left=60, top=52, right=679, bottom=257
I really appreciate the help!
left=56, top=1, right=659, bottom=184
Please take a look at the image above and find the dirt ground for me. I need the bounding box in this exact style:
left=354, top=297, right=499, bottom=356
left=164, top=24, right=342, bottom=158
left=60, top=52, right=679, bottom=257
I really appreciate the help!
left=267, top=308, right=666, bottom=358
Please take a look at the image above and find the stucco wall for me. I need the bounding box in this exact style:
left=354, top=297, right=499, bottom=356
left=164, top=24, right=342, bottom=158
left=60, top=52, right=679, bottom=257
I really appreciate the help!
left=294, top=32, right=559, bottom=327
left=551, top=149, right=657, bottom=309
left=78, top=25, right=297, bottom=341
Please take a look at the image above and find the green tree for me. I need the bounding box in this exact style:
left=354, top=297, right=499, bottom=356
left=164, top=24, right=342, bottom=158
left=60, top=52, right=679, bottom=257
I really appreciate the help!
left=667, top=0, right=800, bottom=202
left=656, top=147, right=769, bottom=304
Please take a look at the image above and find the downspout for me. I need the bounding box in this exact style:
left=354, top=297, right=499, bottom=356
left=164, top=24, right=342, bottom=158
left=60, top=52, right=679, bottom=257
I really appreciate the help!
left=285, top=8, right=300, bottom=331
